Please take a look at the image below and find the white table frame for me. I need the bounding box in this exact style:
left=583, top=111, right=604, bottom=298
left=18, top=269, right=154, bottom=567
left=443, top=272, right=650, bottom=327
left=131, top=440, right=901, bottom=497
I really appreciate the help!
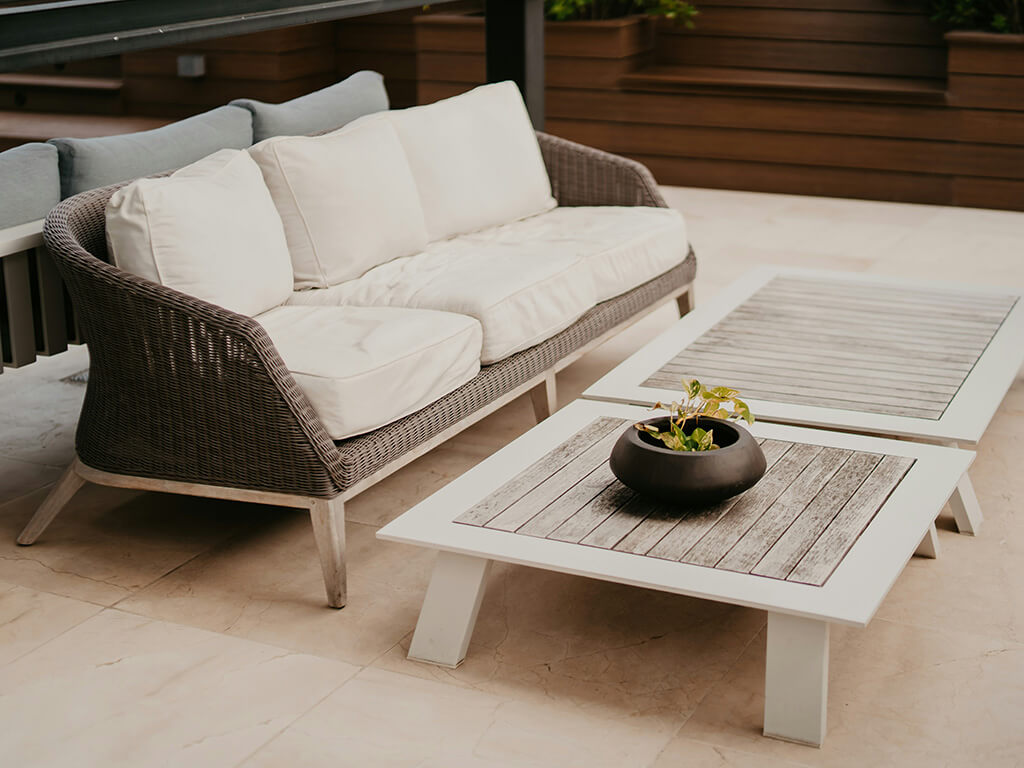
left=378, top=400, right=973, bottom=747
left=583, top=267, right=1024, bottom=536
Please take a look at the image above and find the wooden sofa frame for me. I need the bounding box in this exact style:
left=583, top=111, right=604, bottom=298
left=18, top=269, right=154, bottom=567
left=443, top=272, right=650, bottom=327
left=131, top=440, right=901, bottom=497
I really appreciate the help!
left=17, top=132, right=697, bottom=608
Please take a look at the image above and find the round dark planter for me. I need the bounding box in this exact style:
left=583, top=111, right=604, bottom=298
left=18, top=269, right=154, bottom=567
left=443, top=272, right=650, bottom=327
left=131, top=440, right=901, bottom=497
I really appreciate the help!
left=609, top=417, right=767, bottom=507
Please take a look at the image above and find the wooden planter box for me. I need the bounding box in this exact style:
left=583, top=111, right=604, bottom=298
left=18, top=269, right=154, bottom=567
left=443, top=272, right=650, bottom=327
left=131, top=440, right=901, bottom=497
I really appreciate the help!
left=947, top=31, right=1024, bottom=110
left=415, top=14, right=654, bottom=104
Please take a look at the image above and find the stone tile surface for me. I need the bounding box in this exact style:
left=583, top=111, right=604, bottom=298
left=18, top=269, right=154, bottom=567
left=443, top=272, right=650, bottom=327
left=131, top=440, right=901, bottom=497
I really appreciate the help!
left=0, top=609, right=357, bottom=768
left=0, top=580, right=101, bottom=665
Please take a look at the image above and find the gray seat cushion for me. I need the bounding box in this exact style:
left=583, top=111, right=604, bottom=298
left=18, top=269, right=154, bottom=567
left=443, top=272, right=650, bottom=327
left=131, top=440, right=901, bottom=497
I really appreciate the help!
left=231, top=71, right=389, bottom=142
left=0, top=143, right=60, bottom=227
left=49, top=105, right=253, bottom=198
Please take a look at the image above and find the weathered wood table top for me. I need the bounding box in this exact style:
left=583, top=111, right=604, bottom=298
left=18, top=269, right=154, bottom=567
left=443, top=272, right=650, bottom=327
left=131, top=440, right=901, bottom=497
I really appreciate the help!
left=584, top=268, right=1024, bottom=446
left=378, top=400, right=972, bottom=627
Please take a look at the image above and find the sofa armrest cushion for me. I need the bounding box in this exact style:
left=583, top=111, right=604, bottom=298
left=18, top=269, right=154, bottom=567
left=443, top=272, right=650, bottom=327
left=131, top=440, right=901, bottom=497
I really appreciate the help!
left=49, top=105, right=253, bottom=199
left=232, top=71, right=389, bottom=143
left=380, top=81, right=556, bottom=242
left=105, top=149, right=293, bottom=317
left=0, top=143, right=60, bottom=227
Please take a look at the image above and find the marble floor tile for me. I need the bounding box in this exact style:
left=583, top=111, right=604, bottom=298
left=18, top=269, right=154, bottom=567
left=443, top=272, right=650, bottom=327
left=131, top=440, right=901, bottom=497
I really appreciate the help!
left=0, top=456, right=63, bottom=506
left=677, top=619, right=1024, bottom=767
left=0, top=483, right=278, bottom=605
left=0, top=580, right=101, bottom=665
left=117, top=516, right=435, bottom=666
left=244, top=666, right=681, bottom=768
left=0, top=609, right=356, bottom=768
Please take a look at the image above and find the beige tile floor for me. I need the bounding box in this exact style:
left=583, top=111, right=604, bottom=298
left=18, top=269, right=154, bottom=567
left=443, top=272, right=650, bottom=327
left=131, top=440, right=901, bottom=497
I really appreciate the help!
left=1, top=187, right=1023, bottom=767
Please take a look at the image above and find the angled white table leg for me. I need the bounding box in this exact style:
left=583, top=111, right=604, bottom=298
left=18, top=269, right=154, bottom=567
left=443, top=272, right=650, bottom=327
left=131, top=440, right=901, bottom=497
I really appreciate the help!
left=764, top=612, right=829, bottom=748
left=943, top=442, right=982, bottom=536
left=915, top=521, right=940, bottom=559
left=948, top=472, right=983, bottom=536
left=408, top=550, right=492, bottom=668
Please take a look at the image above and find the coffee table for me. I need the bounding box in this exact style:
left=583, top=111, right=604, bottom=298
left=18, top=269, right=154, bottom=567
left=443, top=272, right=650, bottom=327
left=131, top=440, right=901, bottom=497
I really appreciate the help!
left=584, top=267, right=1024, bottom=536
left=377, top=399, right=972, bottom=747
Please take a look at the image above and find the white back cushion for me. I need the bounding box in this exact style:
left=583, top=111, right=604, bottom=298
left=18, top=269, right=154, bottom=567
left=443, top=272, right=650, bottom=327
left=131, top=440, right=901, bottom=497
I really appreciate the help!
left=106, top=149, right=293, bottom=317
left=249, top=119, right=428, bottom=289
left=384, top=82, right=556, bottom=242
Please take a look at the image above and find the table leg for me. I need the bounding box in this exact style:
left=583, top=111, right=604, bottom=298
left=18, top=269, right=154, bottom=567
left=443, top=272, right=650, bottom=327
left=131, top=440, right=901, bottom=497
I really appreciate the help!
left=408, top=551, right=493, bottom=668
left=948, top=471, right=982, bottom=536
left=764, top=612, right=829, bottom=747
left=914, top=521, right=940, bottom=558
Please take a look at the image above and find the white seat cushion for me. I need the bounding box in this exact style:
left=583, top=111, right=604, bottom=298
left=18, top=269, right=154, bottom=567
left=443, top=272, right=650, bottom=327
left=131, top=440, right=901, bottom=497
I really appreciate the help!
left=106, top=149, right=293, bottom=317
left=359, top=82, right=556, bottom=242
left=248, top=118, right=428, bottom=290
left=256, top=305, right=482, bottom=440
left=448, top=206, right=689, bottom=303
left=287, top=242, right=596, bottom=365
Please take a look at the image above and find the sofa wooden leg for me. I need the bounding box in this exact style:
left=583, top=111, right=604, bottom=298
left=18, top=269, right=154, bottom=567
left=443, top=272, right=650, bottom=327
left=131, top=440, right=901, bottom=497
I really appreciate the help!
left=17, top=459, right=86, bottom=545
left=529, top=372, right=557, bottom=422
left=676, top=286, right=695, bottom=317
left=309, top=497, right=347, bottom=608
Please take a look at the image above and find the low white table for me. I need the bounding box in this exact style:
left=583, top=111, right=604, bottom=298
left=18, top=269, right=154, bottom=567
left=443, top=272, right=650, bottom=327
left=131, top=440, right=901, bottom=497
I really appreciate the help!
left=584, top=267, right=1024, bottom=536
left=377, top=400, right=972, bottom=747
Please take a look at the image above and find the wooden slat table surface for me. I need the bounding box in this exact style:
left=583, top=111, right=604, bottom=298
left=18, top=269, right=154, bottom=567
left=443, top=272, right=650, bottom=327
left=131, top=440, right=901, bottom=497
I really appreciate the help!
left=455, top=416, right=913, bottom=587
left=643, top=274, right=1017, bottom=419
left=584, top=268, right=1024, bottom=446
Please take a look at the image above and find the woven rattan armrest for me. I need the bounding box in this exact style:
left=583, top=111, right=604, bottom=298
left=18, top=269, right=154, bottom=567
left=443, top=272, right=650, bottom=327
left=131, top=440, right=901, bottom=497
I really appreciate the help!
left=42, top=190, right=347, bottom=497
left=535, top=131, right=667, bottom=208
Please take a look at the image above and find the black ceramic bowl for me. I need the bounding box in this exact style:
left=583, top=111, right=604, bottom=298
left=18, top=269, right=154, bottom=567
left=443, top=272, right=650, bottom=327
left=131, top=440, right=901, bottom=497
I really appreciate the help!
left=609, top=416, right=767, bottom=507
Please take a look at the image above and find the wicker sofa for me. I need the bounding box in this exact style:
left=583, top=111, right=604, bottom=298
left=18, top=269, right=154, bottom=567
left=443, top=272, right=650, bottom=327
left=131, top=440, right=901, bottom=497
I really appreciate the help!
left=18, top=99, right=696, bottom=609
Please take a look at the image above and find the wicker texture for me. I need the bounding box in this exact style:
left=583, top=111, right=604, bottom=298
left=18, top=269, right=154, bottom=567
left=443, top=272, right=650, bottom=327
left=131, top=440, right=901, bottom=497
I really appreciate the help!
left=44, top=132, right=693, bottom=498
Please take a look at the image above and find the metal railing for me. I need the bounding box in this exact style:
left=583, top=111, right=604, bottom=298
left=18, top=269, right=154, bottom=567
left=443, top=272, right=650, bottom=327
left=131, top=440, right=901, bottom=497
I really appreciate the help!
left=0, top=219, right=81, bottom=372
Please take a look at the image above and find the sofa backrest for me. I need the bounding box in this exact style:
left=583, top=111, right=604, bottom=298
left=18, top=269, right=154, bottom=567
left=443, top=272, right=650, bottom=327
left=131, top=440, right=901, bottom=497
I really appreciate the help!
left=231, top=70, right=389, bottom=143
left=49, top=105, right=253, bottom=199
left=0, top=143, right=60, bottom=227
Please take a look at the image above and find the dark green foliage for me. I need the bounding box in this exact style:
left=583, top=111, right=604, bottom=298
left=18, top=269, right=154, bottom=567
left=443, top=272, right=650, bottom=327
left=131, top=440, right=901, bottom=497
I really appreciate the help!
left=929, top=0, right=1022, bottom=33
left=545, top=0, right=699, bottom=28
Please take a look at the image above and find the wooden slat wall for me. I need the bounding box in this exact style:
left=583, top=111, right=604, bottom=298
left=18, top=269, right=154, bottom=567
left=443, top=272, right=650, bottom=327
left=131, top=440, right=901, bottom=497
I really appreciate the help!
left=456, top=417, right=915, bottom=586
left=121, top=26, right=339, bottom=118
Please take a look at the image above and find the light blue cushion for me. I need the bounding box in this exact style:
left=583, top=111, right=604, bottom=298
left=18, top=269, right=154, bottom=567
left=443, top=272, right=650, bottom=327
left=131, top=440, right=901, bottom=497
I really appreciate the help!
left=232, top=71, right=389, bottom=143
left=49, top=105, right=253, bottom=198
left=0, top=143, right=60, bottom=228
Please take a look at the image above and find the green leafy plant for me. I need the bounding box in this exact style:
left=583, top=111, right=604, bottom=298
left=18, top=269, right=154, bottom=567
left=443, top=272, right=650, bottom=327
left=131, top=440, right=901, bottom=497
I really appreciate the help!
left=635, top=378, right=753, bottom=452
left=545, top=0, right=699, bottom=28
left=928, top=0, right=1022, bottom=33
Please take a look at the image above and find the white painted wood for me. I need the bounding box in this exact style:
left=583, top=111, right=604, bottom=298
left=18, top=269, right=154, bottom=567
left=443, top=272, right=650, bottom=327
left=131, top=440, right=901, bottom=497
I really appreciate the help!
left=948, top=470, right=983, bottom=536
left=408, top=551, right=492, bottom=668
left=0, top=219, right=44, bottom=258
left=915, top=522, right=940, bottom=559
left=16, top=459, right=86, bottom=545
left=583, top=267, right=1024, bottom=447
left=529, top=372, right=557, bottom=422
left=764, top=612, right=830, bottom=747
left=378, top=400, right=973, bottom=628
left=309, top=497, right=346, bottom=609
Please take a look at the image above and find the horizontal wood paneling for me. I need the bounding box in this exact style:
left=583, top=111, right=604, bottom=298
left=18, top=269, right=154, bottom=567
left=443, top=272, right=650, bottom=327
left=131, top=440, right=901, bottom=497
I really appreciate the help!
left=123, top=47, right=335, bottom=81
left=672, top=7, right=944, bottom=45
left=419, top=50, right=653, bottom=88
left=658, top=36, right=946, bottom=78
left=949, top=74, right=1024, bottom=110
left=634, top=153, right=955, bottom=204
left=123, top=73, right=335, bottom=116
left=548, top=119, right=1024, bottom=179
left=953, top=177, right=1024, bottom=209
left=548, top=88, right=957, bottom=139
left=692, top=0, right=932, bottom=10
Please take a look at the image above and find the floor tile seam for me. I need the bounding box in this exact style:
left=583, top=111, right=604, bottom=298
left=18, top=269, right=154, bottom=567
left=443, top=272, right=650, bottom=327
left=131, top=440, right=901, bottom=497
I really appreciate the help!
left=1, top=600, right=104, bottom=668
left=868, top=613, right=1024, bottom=650
left=0, top=477, right=63, bottom=514
left=228, top=665, right=361, bottom=768
left=0, top=451, right=67, bottom=471
left=659, top=734, right=816, bottom=768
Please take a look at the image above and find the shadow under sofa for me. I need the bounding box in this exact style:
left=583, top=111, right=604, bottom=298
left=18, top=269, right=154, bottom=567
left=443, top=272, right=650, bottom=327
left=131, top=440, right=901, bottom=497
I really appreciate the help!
left=18, top=130, right=697, bottom=609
